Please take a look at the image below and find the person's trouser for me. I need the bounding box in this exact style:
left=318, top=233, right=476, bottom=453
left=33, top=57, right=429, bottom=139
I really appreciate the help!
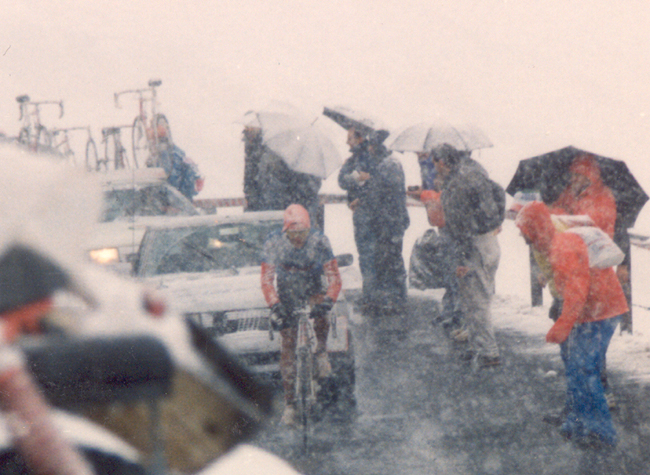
left=280, top=314, right=329, bottom=405
left=373, top=231, right=407, bottom=321
left=555, top=299, right=613, bottom=396
left=353, top=210, right=376, bottom=301
left=559, top=316, right=620, bottom=445
left=458, top=233, right=500, bottom=357
left=439, top=230, right=463, bottom=329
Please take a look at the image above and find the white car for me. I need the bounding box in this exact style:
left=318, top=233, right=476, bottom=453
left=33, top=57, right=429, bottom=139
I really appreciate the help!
left=134, top=211, right=358, bottom=417
left=88, top=168, right=201, bottom=273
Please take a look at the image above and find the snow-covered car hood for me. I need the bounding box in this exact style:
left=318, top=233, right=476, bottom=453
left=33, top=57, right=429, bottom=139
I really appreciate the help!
left=145, top=264, right=362, bottom=315
left=146, top=266, right=267, bottom=313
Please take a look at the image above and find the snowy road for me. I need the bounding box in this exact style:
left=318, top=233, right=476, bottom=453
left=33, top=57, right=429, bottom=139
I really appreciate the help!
left=251, top=292, right=650, bottom=475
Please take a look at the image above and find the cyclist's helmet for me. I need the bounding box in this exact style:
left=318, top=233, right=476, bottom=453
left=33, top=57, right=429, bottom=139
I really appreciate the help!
left=283, top=204, right=310, bottom=232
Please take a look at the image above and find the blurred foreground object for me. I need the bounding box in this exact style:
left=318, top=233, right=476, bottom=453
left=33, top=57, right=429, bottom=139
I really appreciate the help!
left=0, top=144, right=274, bottom=474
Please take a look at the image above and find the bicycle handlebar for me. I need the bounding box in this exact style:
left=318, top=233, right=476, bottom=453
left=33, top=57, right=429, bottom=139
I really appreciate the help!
left=114, top=80, right=162, bottom=108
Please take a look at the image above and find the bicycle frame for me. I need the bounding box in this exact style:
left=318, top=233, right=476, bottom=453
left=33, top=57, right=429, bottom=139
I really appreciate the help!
left=51, top=126, right=92, bottom=164
left=100, top=125, right=132, bottom=171
left=16, top=95, right=63, bottom=152
left=114, top=79, right=169, bottom=168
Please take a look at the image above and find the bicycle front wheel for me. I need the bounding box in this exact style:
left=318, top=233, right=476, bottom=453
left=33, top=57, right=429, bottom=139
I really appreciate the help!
left=85, top=138, right=99, bottom=172
left=132, top=117, right=148, bottom=168
left=104, top=134, right=119, bottom=170
left=296, top=347, right=314, bottom=447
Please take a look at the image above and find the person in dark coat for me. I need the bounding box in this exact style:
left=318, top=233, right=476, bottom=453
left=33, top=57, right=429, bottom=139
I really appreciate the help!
left=338, top=126, right=379, bottom=306
left=434, top=144, right=503, bottom=367
left=242, top=125, right=264, bottom=211
left=255, top=148, right=323, bottom=228
left=364, top=134, right=410, bottom=324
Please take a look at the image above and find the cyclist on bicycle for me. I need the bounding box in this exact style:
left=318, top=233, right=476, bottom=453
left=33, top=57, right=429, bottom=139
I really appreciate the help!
left=261, top=204, right=342, bottom=426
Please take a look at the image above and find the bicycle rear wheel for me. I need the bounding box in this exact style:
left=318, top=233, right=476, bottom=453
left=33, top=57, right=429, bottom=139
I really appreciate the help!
left=85, top=138, right=99, bottom=172
left=132, top=117, right=148, bottom=168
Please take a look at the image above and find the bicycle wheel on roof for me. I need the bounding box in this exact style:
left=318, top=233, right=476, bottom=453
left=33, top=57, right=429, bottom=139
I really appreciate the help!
left=132, top=117, right=148, bottom=168
left=85, top=138, right=99, bottom=172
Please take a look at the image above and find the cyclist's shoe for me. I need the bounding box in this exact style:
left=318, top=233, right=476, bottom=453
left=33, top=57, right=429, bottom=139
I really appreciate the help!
left=315, top=351, right=332, bottom=379
left=280, top=404, right=298, bottom=427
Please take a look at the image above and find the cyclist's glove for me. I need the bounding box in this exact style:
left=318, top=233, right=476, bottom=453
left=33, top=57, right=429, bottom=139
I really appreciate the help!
left=309, top=297, right=334, bottom=320
left=270, top=303, right=290, bottom=331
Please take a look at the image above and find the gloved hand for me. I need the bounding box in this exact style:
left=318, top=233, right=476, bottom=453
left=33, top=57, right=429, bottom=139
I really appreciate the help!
left=270, top=303, right=289, bottom=331
left=546, top=317, right=574, bottom=344
left=310, top=297, right=334, bottom=320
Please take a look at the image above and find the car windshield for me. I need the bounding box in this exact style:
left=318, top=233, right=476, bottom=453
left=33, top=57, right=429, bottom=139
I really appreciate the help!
left=101, top=185, right=199, bottom=222
left=137, top=221, right=282, bottom=277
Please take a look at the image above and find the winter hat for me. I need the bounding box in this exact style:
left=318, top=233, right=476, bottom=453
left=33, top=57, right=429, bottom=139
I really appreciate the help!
left=283, top=204, right=311, bottom=232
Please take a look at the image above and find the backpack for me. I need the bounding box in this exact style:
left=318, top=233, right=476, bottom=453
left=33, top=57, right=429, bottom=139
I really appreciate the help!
left=472, top=179, right=506, bottom=235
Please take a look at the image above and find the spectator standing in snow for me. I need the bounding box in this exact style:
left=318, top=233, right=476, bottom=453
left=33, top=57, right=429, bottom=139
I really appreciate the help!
left=412, top=152, right=489, bottom=337
left=156, top=127, right=203, bottom=200
left=434, top=144, right=504, bottom=367
left=260, top=204, right=342, bottom=426
left=256, top=147, right=323, bottom=229
left=544, top=154, right=621, bottom=409
left=516, top=201, right=627, bottom=448
left=365, top=132, right=410, bottom=327
left=338, top=126, right=379, bottom=307
left=242, top=125, right=264, bottom=211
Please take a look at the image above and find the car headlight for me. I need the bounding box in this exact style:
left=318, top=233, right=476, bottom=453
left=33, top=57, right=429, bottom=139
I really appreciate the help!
left=89, top=247, right=120, bottom=265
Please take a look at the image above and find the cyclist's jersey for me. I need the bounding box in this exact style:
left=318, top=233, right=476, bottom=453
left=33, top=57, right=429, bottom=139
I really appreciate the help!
left=261, top=229, right=335, bottom=309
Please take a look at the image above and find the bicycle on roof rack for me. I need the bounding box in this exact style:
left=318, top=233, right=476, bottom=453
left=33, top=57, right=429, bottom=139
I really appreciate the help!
left=51, top=126, right=98, bottom=170
left=114, top=79, right=172, bottom=169
left=96, top=125, right=133, bottom=172
left=15, top=95, right=63, bottom=153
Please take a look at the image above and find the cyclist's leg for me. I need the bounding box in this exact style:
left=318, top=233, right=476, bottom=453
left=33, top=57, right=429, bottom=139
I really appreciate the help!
left=313, top=313, right=331, bottom=354
left=279, top=326, right=298, bottom=405
left=313, top=312, right=332, bottom=379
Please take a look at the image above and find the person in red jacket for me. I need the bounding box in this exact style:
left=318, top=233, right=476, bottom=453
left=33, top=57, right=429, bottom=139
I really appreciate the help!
left=260, top=204, right=342, bottom=426
left=548, top=154, right=622, bottom=408
left=516, top=201, right=628, bottom=448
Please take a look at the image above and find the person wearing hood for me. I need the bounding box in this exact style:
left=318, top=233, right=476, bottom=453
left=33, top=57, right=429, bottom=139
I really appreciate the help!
left=546, top=154, right=622, bottom=409
left=433, top=144, right=504, bottom=368
left=260, top=204, right=342, bottom=427
left=516, top=201, right=627, bottom=448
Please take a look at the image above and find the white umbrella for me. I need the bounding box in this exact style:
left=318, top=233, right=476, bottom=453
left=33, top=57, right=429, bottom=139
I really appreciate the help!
left=256, top=112, right=342, bottom=179
left=388, top=121, right=493, bottom=152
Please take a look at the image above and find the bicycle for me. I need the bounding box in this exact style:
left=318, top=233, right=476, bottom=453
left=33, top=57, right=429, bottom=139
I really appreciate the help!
left=114, top=79, right=172, bottom=169
left=98, top=126, right=132, bottom=171
left=51, top=126, right=98, bottom=170
left=15, top=95, right=63, bottom=153
left=269, top=304, right=334, bottom=448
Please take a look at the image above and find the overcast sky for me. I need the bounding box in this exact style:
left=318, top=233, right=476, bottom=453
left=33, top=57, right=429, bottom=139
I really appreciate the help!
left=3, top=1, right=650, bottom=223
